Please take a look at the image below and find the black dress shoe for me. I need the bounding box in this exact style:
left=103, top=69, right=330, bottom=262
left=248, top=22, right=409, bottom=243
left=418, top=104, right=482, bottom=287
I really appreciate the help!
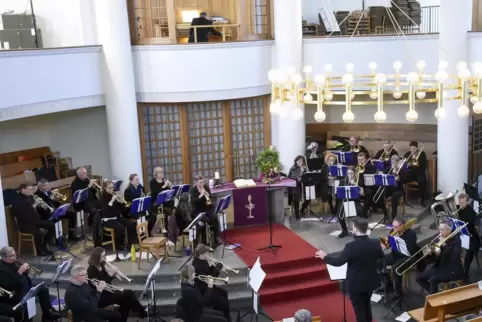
left=68, top=234, right=81, bottom=242
left=42, top=311, right=60, bottom=322
left=36, top=249, right=49, bottom=257
left=338, top=231, right=348, bottom=239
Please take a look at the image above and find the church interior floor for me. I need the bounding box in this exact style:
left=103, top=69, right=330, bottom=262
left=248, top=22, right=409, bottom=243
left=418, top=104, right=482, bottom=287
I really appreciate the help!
left=22, top=198, right=479, bottom=321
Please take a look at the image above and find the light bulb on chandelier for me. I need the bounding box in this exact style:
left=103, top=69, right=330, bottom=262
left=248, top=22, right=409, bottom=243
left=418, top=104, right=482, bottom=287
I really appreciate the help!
left=457, top=105, right=470, bottom=118
left=303, top=93, right=313, bottom=103
left=416, top=92, right=426, bottom=99
left=434, top=108, right=446, bottom=120
left=393, top=91, right=402, bottom=99
left=406, top=110, right=418, bottom=122
left=473, top=102, right=482, bottom=114
left=314, top=110, right=326, bottom=123
left=470, top=96, right=479, bottom=104
left=374, top=111, right=387, bottom=123
left=342, top=111, right=355, bottom=123
left=325, top=93, right=333, bottom=101
left=369, top=92, right=378, bottom=99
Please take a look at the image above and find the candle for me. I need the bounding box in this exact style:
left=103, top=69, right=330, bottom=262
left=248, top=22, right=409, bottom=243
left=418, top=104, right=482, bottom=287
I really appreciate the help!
left=269, top=145, right=274, bottom=150
left=215, top=172, right=220, bottom=179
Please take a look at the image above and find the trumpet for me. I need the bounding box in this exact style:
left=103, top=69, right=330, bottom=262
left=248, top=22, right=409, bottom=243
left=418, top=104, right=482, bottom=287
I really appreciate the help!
left=0, top=287, right=14, bottom=299
left=379, top=218, right=417, bottom=249
left=395, top=222, right=468, bottom=276
left=88, top=278, right=123, bottom=293
left=87, top=177, right=103, bottom=192
left=15, top=259, right=43, bottom=277
left=207, top=256, right=239, bottom=275
left=202, top=186, right=213, bottom=206
left=109, top=191, right=130, bottom=207
left=29, top=192, right=54, bottom=213
left=104, top=261, right=132, bottom=282
left=51, top=189, right=67, bottom=202
left=195, top=275, right=229, bottom=285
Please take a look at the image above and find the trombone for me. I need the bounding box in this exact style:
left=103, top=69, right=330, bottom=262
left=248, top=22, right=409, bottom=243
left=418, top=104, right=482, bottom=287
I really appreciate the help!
left=373, top=158, right=407, bottom=204
left=379, top=218, right=417, bottom=249
left=195, top=275, right=229, bottom=285
left=0, top=287, right=14, bottom=299
left=104, top=261, right=132, bottom=282
left=379, top=142, right=396, bottom=162
left=207, top=256, right=239, bottom=275
left=395, top=222, right=468, bottom=276
left=88, top=278, right=123, bottom=293
left=15, top=259, right=43, bottom=277
left=407, top=145, right=425, bottom=167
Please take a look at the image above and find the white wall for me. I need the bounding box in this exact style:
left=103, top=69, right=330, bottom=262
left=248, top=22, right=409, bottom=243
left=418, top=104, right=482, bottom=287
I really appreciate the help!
left=0, top=46, right=104, bottom=121
left=0, top=107, right=111, bottom=177
left=133, top=41, right=273, bottom=102
left=0, top=0, right=95, bottom=48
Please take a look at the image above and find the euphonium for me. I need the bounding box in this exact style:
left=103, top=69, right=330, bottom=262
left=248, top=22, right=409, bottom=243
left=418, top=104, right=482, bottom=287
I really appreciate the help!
left=195, top=275, right=229, bottom=285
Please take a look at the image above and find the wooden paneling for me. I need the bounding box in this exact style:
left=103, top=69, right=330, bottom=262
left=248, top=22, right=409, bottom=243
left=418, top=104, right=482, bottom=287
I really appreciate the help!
left=473, top=0, right=482, bottom=31
left=0, top=146, right=50, bottom=166
left=0, top=159, right=42, bottom=178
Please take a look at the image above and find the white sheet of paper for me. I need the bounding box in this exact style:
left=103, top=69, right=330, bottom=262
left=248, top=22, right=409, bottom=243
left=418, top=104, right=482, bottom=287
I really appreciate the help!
left=326, top=263, right=347, bottom=280
left=105, top=254, right=117, bottom=262
left=305, top=186, right=316, bottom=200
left=27, top=297, right=36, bottom=319
left=54, top=221, right=63, bottom=239
left=460, top=234, right=470, bottom=250
left=253, top=291, right=259, bottom=314
left=219, top=215, right=225, bottom=232
left=474, top=200, right=479, bottom=212
left=395, top=312, right=411, bottom=322
left=189, top=228, right=195, bottom=241
left=4, top=42, right=9, bottom=49
left=137, top=216, right=146, bottom=226
left=343, top=201, right=356, bottom=218
left=371, top=293, right=382, bottom=303
left=249, top=257, right=266, bottom=293
left=61, top=258, right=73, bottom=274
left=330, top=230, right=342, bottom=236
left=283, top=319, right=294, bottom=322
left=364, top=174, right=375, bottom=186
left=394, top=237, right=410, bottom=256
left=76, top=211, right=84, bottom=228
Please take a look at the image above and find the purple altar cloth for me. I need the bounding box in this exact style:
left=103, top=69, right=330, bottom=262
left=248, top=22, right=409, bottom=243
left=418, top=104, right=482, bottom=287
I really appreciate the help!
left=211, top=178, right=296, bottom=194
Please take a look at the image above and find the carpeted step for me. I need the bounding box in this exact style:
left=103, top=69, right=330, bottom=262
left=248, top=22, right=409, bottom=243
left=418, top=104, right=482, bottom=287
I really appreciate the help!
left=261, top=256, right=322, bottom=273
left=260, top=278, right=338, bottom=303
left=262, top=264, right=330, bottom=288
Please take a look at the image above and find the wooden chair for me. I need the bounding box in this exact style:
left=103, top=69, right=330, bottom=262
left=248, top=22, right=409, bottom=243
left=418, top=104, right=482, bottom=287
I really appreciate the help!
left=136, top=221, right=167, bottom=268
left=102, top=227, right=116, bottom=253
left=405, top=181, right=420, bottom=201
left=13, top=217, right=37, bottom=257
left=385, top=196, right=406, bottom=215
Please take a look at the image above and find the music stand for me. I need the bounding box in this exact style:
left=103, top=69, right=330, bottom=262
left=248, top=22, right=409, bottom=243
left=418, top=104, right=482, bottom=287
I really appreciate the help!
left=46, top=203, right=77, bottom=260
left=13, top=281, right=45, bottom=320
left=333, top=151, right=354, bottom=165
left=307, top=158, right=323, bottom=171
left=51, top=258, right=73, bottom=318
left=371, top=174, right=397, bottom=230
left=327, top=165, right=348, bottom=223
left=218, top=195, right=241, bottom=258
left=372, top=160, right=385, bottom=172
left=326, top=263, right=348, bottom=322
left=113, top=180, right=123, bottom=192
left=300, top=172, right=324, bottom=223
left=241, top=257, right=271, bottom=321
left=131, top=196, right=152, bottom=217
left=139, top=258, right=167, bottom=322
left=171, top=184, right=191, bottom=206
left=334, top=186, right=360, bottom=236
left=464, top=183, right=480, bottom=202
left=384, top=236, right=411, bottom=318
left=69, top=189, right=94, bottom=248
left=179, top=212, right=207, bottom=270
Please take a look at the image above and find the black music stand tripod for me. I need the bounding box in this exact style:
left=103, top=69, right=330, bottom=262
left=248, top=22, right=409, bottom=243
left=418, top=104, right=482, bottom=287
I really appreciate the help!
left=257, top=181, right=281, bottom=255
left=300, top=171, right=324, bottom=223
left=179, top=212, right=206, bottom=270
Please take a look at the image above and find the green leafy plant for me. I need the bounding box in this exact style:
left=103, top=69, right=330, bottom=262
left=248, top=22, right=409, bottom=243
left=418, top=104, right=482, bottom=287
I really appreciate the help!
left=255, top=147, right=282, bottom=177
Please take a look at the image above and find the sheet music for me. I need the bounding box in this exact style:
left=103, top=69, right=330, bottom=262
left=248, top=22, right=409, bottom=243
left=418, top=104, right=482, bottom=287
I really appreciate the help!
left=76, top=211, right=84, bottom=228
left=364, top=174, right=375, bottom=186
left=343, top=201, right=356, bottom=218
left=27, top=297, right=36, bottom=319
left=304, top=186, right=316, bottom=200
left=394, top=237, right=409, bottom=256
left=189, top=228, right=196, bottom=241
left=61, top=258, right=73, bottom=274
left=460, top=234, right=470, bottom=250
left=326, top=263, right=347, bottom=280
left=219, top=213, right=227, bottom=232
left=54, top=221, right=63, bottom=239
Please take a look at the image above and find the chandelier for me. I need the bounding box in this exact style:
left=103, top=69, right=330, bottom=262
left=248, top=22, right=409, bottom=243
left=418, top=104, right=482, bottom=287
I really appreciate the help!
left=268, top=61, right=482, bottom=123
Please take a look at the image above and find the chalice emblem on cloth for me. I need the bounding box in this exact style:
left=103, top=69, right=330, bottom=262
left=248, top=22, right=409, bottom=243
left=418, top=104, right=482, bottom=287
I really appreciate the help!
left=246, top=194, right=255, bottom=219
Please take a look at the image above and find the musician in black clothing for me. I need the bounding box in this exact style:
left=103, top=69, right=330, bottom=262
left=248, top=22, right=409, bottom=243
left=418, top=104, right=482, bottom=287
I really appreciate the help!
left=416, top=219, right=463, bottom=294
left=10, top=182, right=55, bottom=256
left=65, top=265, right=122, bottom=322
left=344, top=136, right=370, bottom=165
left=192, top=244, right=230, bottom=322
left=288, top=155, right=310, bottom=220
left=188, top=12, right=222, bottom=43
left=0, top=246, right=59, bottom=322
left=457, top=193, right=481, bottom=280
left=378, top=216, right=420, bottom=300
left=124, top=173, right=157, bottom=234
left=149, top=167, right=173, bottom=231
left=337, top=166, right=364, bottom=239
left=355, top=153, right=380, bottom=218
left=316, top=218, right=384, bottom=322
left=190, top=175, right=222, bottom=245
left=374, top=141, right=398, bottom=169
left=306, top=142, right=322, bottom=159
left=385, top=155, right=407, bottom=220
left=35, top=178, right=79, bottom=241
left=100, top=180, right=137, bottom=250
left=70, top=167, right=102, bottom=226
left=87, top=248, right=146, bottom=321
left=320, top=153, right=338, bottom=214
left=180, top=264, right=227, bottom=322
left=168, top=192, right=193, bottom=245
left=403, top=141, right=427, bottom=207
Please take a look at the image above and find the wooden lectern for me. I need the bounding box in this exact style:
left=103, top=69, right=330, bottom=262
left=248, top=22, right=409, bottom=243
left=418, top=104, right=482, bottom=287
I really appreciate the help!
left=409, top=283, right=482, bottom=321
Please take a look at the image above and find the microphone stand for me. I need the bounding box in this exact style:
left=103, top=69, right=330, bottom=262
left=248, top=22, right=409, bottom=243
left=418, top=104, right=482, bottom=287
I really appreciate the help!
left=257, top=180, right=281, bottom=255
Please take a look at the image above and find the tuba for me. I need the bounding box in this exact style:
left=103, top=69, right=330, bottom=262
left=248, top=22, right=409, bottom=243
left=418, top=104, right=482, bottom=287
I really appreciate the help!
left=430, top=190, right=458, bottom=225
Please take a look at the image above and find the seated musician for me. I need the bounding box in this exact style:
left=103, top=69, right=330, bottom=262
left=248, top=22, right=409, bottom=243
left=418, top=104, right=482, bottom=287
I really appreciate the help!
left=321, top=152, right=338, bottom=214
left=71, top=167, right=102, bottom=226
left=0, top=246, right=59, bottom=322
left=344, top=136, right=370, bottom=165
left=337, top=166, right=364, bottom=239
left=35, top=178, right=79, bottom=241
left=87, top=247, right=147, bottom=321
left=288, top=156, right=310, bottom=220
left=385, top=155, right=407, bottom=220
left=457, top=193, right=480, bottom=280
left=379, top=216, right=420, bottom=300
left=124, top=173, right=157, bottom=235
left=168, top=192, right=192, bottom=246
left=100, top=180, right=137, bottom=250
left=416, top=219, right=463, bottom=294
left=65, top=265, right=122, bottom=322
left=403, top=141, right=427, bottom=207
left=354, top=153, right=381, bottom=218
left=190, top=175, right=222, bottom=245
left=192, top=244, right=230, bottom=322
left=11, top=182, right=55, bottom=256
left=374, top=141, right=398, bottom=169
left=149, top=167, right=174, bottom=232
left=180, top=264, right=227, bottom=322
left=306, top=142, right=321, bottom=159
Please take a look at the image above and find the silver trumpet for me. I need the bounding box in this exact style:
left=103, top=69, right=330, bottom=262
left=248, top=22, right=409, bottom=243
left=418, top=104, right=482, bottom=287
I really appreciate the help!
left=0, top=286, right=14, bottom=299
left=195, top=275, right=229, bottom=285
left=88, top=278, right=123, bottom=293
left=207, top=256, right=239, bottom=275
left=104, top=261, right=132, bottom=283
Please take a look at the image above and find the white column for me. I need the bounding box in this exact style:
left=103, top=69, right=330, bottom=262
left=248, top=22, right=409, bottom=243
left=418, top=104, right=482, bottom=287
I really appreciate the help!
left=0, top=175, right=8, bottom=247
left=272, top=0, right=305, bottom=171
left=437, top=0, right=472, bottom=192
left=94, top=1, right=143, bottom=184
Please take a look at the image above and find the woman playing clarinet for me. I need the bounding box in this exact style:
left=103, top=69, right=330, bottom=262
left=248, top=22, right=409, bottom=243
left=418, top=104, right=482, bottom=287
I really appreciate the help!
left=288, top=155, right=310, bottom=220
left=337, top=166, right=364, bottom=239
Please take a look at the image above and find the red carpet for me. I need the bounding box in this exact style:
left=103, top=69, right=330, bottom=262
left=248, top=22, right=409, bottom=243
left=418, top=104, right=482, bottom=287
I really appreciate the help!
left=229, top=223, right=359, bottom=321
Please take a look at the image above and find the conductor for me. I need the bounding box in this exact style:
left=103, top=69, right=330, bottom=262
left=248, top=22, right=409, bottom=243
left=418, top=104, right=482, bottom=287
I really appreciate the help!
left=315, top=218, right=384, bottom=322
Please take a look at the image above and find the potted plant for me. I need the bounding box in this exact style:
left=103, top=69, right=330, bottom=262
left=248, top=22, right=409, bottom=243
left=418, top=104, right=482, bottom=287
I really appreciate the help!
left=256, top=146, right=282, bottom=183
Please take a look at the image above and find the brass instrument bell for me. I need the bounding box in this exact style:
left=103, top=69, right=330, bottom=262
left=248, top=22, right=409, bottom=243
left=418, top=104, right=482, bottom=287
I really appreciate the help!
left=351, top=145, right=361, bottom=153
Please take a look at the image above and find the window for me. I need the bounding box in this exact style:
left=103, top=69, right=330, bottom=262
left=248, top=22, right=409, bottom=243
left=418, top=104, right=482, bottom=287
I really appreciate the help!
left=246, top=0, right=271, bottom=39
left=129, top=0, right=170, bottom=43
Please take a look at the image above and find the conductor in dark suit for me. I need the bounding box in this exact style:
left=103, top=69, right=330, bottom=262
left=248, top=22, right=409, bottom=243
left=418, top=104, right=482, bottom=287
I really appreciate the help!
left=316, top=218, right=384, bottom=322
left=188, top=12, right=222, bottom=43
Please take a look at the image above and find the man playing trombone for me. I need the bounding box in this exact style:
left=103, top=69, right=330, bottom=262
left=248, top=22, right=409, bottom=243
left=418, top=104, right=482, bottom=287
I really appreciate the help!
left=415, top=219, right=463, bottom=294
left=71, top=167, right=102, bottom=226
left=11, top=182, right=55, bottom=256
left=87, top=248, right=147, bottom=321
left=0, top=246, right=59, bottom=321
